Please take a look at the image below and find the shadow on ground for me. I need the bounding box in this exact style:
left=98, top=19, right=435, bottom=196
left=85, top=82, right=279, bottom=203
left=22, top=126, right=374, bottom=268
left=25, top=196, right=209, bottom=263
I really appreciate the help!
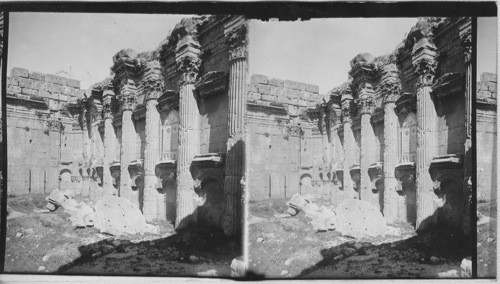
left=247, top=198, right=471, bottom=279
left=4, top=193, right=241, bottom=278
left=58, top=224, right=241, bottom=278
left=296, top=225, right=470, bottom=279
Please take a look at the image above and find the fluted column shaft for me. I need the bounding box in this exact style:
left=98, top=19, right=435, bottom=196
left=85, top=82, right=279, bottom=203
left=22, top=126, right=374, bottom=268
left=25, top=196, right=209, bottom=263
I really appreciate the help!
left=415, top=79, right=438, bottom=230
left=331, top=122, right=343, bottom=207
left=343, top=119, right=356, bottom=199
left=383, top=101, right=399, bottom=223
left=81, top=109, right=91, bottom=196
left=120, top=109, right=134, bottom=202
left=176, top=82, right=199, bottom=228
left=103, top=103, right=115, bottom=196
left=360, top=109, right=375, bottom=203
left=223, top=49, right=247, bottom=236
left=413, top=38, right=438, bottom=231
left=143, top=95, right=162, bottom=221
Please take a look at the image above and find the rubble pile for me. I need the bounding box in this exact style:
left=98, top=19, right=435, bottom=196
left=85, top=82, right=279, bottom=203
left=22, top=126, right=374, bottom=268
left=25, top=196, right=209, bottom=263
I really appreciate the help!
left=44, top=189, right=153, bottom=236
left=93, top=195, right=153, bottom=236
left=335, top=199, right=387, bottom=238
left=281, top=194, right=388, bottom=238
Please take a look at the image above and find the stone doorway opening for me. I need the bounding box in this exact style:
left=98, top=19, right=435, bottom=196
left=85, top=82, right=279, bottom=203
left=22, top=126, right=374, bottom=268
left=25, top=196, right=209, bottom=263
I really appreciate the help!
left=59, top=169, right=72, bottom=191
left=161, top=179, right=177, bottom=224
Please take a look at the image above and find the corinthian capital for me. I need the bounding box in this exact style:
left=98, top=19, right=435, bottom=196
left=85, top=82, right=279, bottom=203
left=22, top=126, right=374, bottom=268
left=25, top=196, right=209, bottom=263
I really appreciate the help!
left=175, top=35, right=201, bottom=85
left=225, top=24, right=248, bottom=61
left=379, top=80, right=402, bottom=104
left=176, top=56, right=201, bottom=85
left=119, top=80, right=137, bottom=111
left=142, top=61, right=164, bottom=101
left=412, top=37, right=437, bottom=87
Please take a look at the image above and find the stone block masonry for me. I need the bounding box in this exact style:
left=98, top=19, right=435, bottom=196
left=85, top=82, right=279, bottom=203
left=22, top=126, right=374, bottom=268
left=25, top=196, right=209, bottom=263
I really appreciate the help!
left=477, top=72, right=497, bottom=203
left=249, top=74, right=324, bottom=108
left=6, top=68, right=84, bottom=196
left=247, top=18, right=477, bottom=239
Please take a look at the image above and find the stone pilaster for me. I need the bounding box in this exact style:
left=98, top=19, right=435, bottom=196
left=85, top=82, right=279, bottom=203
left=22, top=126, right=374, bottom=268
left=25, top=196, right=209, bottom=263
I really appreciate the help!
left=380, top=69, right=402, bottom=224
left=358, top=84, right=376, bottom=205
left=341, top=90, right=356, bottom=199
left=118, top=81, right=137, bottom=204
left=142, top=61, right=164, bottom=221
left=459, top=17, right=472, bottom=237
left=102, top=87, right=116, bottom=196
left=223, top=19, right=247, bottom=236
left=412, top=37, right=438, bottom=231
left=175, top=35, right=201, bottom=229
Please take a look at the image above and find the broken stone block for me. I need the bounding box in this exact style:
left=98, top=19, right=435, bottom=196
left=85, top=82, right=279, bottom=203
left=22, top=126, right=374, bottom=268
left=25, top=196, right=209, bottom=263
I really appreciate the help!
left=343, top=247, right=356, bottom=257
left=286, top=207, right=299, bottom=216
left=230, top=258, right=246, bottom=278
left=102, top=245, right=116, bottom=254
left=335, top=199, right=387, bottom=238
left=93, top=195, right=149, bottom=236
left=45, top=202, right=58, bottom=212
left=69, top=203, right=95, bottom=228
left=286, top=193, right=311, bottom=211
left=460, top=257, right=471, bottom=278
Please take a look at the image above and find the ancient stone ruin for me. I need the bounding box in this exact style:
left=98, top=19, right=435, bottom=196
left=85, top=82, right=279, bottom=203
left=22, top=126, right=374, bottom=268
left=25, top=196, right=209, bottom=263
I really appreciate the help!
left=4, top=15, right=496, bottom=242
left=6, top=15, right=247, bottom=237
left=246, top=17, right=480, bottom=236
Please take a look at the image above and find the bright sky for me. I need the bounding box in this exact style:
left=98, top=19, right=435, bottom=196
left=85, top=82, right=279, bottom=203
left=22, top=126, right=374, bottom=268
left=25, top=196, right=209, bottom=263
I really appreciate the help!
left=8, top=13, right=189, bottom=89
left=249, top=18, right=419, bottom=93
left=477, top=17, right=498, bottom=79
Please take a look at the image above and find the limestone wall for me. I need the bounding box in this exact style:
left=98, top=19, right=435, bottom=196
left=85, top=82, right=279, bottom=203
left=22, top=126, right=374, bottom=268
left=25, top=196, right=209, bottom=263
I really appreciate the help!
left=6, top=67, right=83, bottom=196
left=477, top=72, right=497, bottom=202
left=246, top=74, right=326, bottom=201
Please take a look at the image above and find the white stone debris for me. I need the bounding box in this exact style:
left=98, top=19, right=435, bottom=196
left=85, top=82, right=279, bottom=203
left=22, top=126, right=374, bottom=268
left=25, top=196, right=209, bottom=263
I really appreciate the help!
left=197, top=269, right=218, bottom=277
left=335, top=199, right=388, bottom=238
left=285, top=193, right=337, bottom=231
left=230, top=258, right=247, bottom=278
left=93, top=195, right=150, bottom=236
left=460, top=257, right=472, bottom=278
left=45, top=189, right=95, bottom=227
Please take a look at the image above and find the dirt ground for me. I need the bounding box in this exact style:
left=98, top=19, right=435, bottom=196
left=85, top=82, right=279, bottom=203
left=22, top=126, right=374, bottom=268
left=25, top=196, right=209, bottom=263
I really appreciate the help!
left=248, top=198, right=471, bottom=279
left=477, top=201, right=497, bottom=278
left=4, top=193, right=240, bottom=278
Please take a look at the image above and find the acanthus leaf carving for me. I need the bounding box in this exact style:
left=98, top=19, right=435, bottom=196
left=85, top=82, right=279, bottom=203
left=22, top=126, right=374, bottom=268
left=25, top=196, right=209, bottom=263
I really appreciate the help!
left=176, top=55, right=201, bottom=85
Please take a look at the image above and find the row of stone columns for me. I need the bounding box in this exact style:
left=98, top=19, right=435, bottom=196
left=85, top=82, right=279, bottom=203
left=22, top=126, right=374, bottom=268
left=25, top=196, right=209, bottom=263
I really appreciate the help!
left=80, top=17, right=247, bottom=236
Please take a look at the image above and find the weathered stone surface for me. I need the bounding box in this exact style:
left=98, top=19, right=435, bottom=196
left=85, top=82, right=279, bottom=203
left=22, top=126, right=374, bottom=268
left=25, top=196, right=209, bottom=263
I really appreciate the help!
left=251, top=74, right=268, bottom=85
left=460, top=258, right=471, bottom=278
left=335, top=199, right=387, bottom=238
left=11, top=67, right=29, bottom=78
left=230, top=258, right=246, bottom=277
left=29, top=72, right=46, bottom=81
left=93, top=195, right=149, bottom=236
